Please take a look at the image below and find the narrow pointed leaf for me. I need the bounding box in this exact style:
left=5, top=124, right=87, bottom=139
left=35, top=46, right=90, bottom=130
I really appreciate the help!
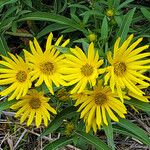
left=118, top=118, right=150, bottom=146
left=125, top=99, right=150, bottom=112
left=0, top=99, right=16, bottom=113
left=101, top=16, right=108, bottom=40
left=103, top=117, right=115, bottom=150
left=44, top=137, right=73, bottom=150
left=118, top=8, right=136, bottom=44
left=141, top=7, right=150, bottom=21
left=74, top=130, right=111, bottom=150
left=0, top=34, right=9, bottom=56
left=17, top=12, right=87, bottom=33
left=113, top=126, right=150, bottom=146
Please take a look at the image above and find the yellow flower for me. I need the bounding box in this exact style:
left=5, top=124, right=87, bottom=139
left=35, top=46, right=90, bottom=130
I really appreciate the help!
left=74, top=81, right=127, bottom=133
left=88, top=33, right=97, bottom=42
left=11, top=89, right=57, bottom=127
left=0, top=53, right=31, bottom=100
left=105, top=34, right=150, bottom=101
left=64, top=42, right=105, bottom=94
left=24, top=33, right=70, bottom=94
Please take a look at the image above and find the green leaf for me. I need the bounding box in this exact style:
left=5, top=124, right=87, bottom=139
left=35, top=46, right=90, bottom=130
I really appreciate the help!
left=0, top=17, right=16, bottom=31
left=68, top=4, right=90, bottom=10
left=141, top=7, right=150, bottom=21
left=21, top=0, right=32, bottom=7
left=118, top=8, right=136, bottom=44
left=40, top=106, right=77, bottom=137
left=0, top=99, right=16, bottom=113
left=103, top=117, right=115, bottom=150
left=113, top=126, right=150, bottom=146
left=117, top=0, right=134, bottom=10
left=61, top=27, right=77, bottom=33
left=125, top=99, right=150, bottom=112
left=101, top=16, right=108, bottom=40
left=0, top=34, right=9, bottom=56
left=36, top=23, right=68, bottom=38
left=17, top=12, right=87, bottom=33
left=1, top=6, right=17, bottom=20
left=0, top=0, right=17, bottom=8
left=118, top=118, right=150, bottom=146
left=74, top=130, right=111, bottom=150
left=82, top=10, right=103, bottom=24
left=44, top=137, right=73, bottom=150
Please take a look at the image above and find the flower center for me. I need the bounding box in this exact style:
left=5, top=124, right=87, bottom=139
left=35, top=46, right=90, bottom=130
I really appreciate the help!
left=16, top=71, right=27, bottom=82
left=114, top=62, right=126, bottom=76
left=94, top=92, right=107, bottom=105
left=40, top=62, right=54, bottom=75
left=29, top=98, right=41, bottom=109
left=81, top=63, right=93, bottom=76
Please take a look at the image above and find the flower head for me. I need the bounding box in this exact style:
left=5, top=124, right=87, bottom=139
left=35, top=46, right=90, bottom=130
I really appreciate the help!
left=65, top=122, right=74, bottom=136
left=0, top=53, right=31, bottom=100
left=24, top=33, right=70, bottom=94
left=106, top=9, right=114, bottom=17
left=11, top=89, right=57, bottom=127
left=105, top=34, right=150, bottom=101
left=74, top=81, right=127, bottom=133
left=64, top=42, right=104, bottom=94
left=88, top=33, right=97, bottom=42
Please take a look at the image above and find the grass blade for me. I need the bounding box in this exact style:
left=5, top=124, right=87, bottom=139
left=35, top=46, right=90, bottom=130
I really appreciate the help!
left=118, top=8, right=136, bottom=44
left=74, top=130, right=111, bottom=150
left=44, top=137, right=73, bottom=150
left=17, top=12, right=87, bottom=33
left=103, top=117, right=115, bottom=150
left=141, top=7, right=150, bottom=21
left=125, top=99, right=150, bottom=112
left=113, top=126, right=150, bottom=146
left=118, top=118, right=150, bottom=146
left=0, top=99, right=16, bottom=113
left=101, top=16, right=108, bottom=40
left=0, top=34, right=9, bottom=56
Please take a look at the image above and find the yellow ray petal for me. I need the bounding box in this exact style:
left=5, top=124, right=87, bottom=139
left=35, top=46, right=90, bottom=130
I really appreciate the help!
left=46, top=32, right=53, bottom=51
left=88, top=42, right=94, bottom=63
left=96, top=105, right=102, bottom=128
left=33, top=38, right=43, bottom=55
left=105, top=105, right=119, bottom=122
left=102, top=106, right=108, bottom=125
left=87, top=106, right=96, bottom=125
left=27, top=110, right=35, bottom=126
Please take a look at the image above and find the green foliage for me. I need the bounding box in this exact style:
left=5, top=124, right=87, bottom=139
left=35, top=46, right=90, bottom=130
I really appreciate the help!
left=44, top=137, right=73, bottom=150
left=0, top=99, right=16, bottom=113
left=117, top=118, right=150, bottom=146
left=1, top=0, right=150, bottom=149
left=75, top=130, right=112, bottom=150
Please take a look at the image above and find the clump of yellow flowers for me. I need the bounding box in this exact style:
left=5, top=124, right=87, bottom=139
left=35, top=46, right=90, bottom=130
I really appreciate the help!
left=0, top=33, right=149, bottom=133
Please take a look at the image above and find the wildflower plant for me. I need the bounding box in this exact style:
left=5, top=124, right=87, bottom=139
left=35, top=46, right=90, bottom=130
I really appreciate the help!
left=1, top=0, right=150, bottom=149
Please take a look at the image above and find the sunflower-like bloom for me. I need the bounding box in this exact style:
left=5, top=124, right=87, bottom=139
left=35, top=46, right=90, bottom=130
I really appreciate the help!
left=0, top=53, right=31, bottom=100
left=74, top=81, right=127, bottom=133
left=24, top=33, right=70, bottom=94
left=11, top=89, right=57, bottom=127
left=105, top=34, right=150, bottom=101
left=64, top=42, right=104, bottom=94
